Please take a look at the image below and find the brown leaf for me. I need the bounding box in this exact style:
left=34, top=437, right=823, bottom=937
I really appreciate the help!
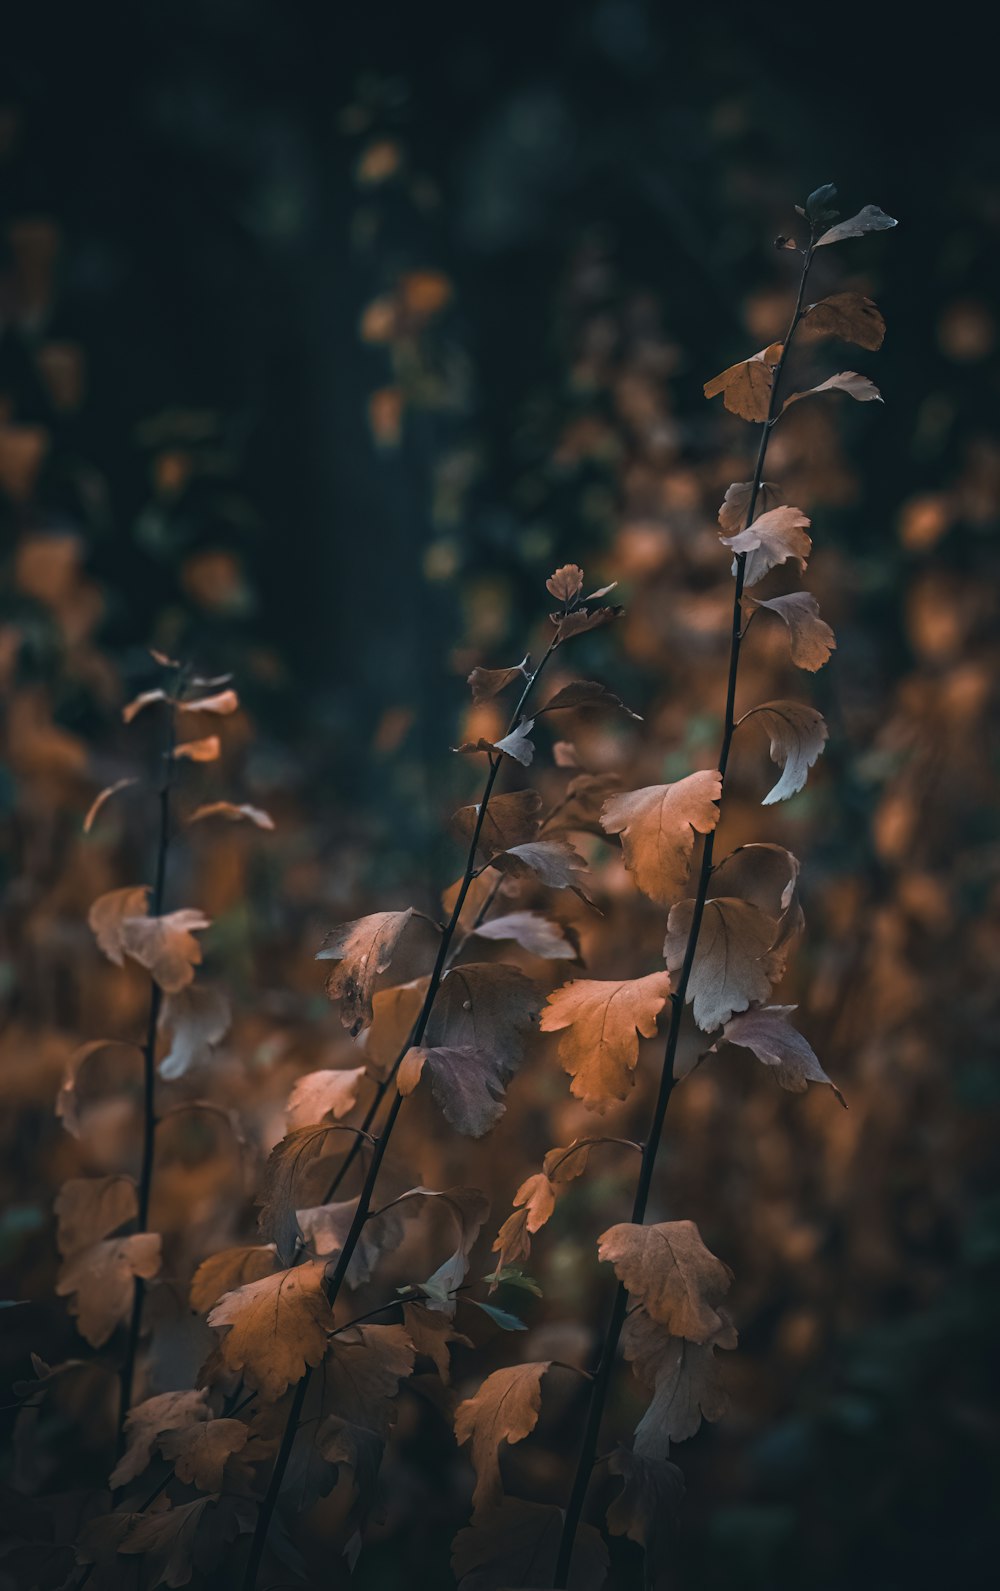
left=54, top=1175, right=137, bottom=1258
left=159, top=1418, right=250, bottom=1491
left=187, top=801, right=274, bottom=830
left=207, top=1260, right=333, bottom=1401
left=467, top=661, right=528, bottom=704
left=744, top=590, right=836, bottom=671
left=83, top=777, right=138, bottom=834
left=285, top=1066, right=366, bottom=1130
left=56, top=1232, right=162, bottom=1347
left=546, top=564, right=584, bottom=604
left=545, top=769, right=621, bottom=837
left=555, top=604, right=624, bottom=642
left=720, top=505, right=812, bottom=588
left=317, top=908, right=414, bottom=1034
left=172, top=736, right=221, bottom=762
left=455, top=719, right=535, bottom=767
left=451, top=1498, right=608, bottom=1591
left=511, top=1172, right=556, bottom=1232
left=706, top=1004, right=845, bottom=1105
left=540, top=972, right=671, bottom=1109
left=399, top=1043, right=511, bottom=1139
left=178, top=688, right=238, bottom=715
left=158, top=984, right=231, bottom=1078
left=598, top=1220, right=733, bottom=1342
left=600, top=771, right=722, bottom=907
left=621, top=1306, right=735, bottom=1451
left=814, top=204, right=897, bottom=247
left=116, top=1495, right=217, bottom=1588
left=491, top=1206, right=532, bottom=1273
left=403, top=1301, right=472, bottom=1384
left=389, top=1186, right=491, bottom=1309
left=360, top=977, right=429, bottom=1080
left=664, top=897, right=781, bottom=1031
left=538, top=679, right=641, bottom=719
left=110, top=1389, right=210, bottom=1487
left=717, top=479, right=783, bottom=536
left=455, top=1361, right=551, bottom=1512
left=56, top=1039, right=142, bottom=1137
left=781, top=370, right=882, bottom=412
left=88, top=886, right=150, bottom=966
left=490, top=838, right=590, bottom=894
left=257, top=1124, right=348, bottom=1263
left=703, top=342, right=782, bottom=421
left=118, top=908, right=212, bottom=993
left=606, top=1447, right=685, bottom=1580
left=740, top=700, right=828, bottom=804
left=296, top=1192, right=410, bottom=1287
left=801, top=291, right=886, bottom=350
left=189, top=1245, right=280, bottom=1314
left=451, top=789, right=542, bottom=859
left=542, top=1139, right=597, bottom=1184
left=408, top=963, right=540, bottom=1135
left=122, top=688, right=167, bottom=724
left=472, top=911, right=577, bottom=961
left=318, top=1322, right=416, bottom=1443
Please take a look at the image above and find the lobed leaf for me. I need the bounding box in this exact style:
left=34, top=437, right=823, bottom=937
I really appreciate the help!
left=706, top=1004, right=845, bottom=1105
left=597, top=1220, right=733, bottom=1343
left=721, top=505, right=812, bottom=588
left=207, top=1260, right=333, bottom=1401
left=317, top=908, right=414, bottom=1035
left=540, top=972, right=671, bottom=1109
left=454, top=1361, right=551, bottom=1512
left=601, top=771, right=722, bottom=907
left=741, top=700, right=828, bottom=804
left=744, top=590, right=836, bottom=671
left=664, top=896, right=782, bottom=1031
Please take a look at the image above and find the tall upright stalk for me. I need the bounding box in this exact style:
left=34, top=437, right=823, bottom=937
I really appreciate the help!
left=552, top=233, right=819, bottom=1587
left=116, top=698, right=177, bottom=1456
left=242, top=636, right=560, bottom=1591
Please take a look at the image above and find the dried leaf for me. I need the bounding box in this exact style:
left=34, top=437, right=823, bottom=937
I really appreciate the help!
left=490, top=838, right=589, bottom=894
left=451, top=789, right=543, bottom=859
left=606, top=1447, right=685, bottom=1583
left=703, top=342, right=782, bottom=421
left=179, top=689, right=238, bottom=715
left=116, top=1495, right=217, bottom=1587
left=409, top=963, right=540, bottom=1135
left=721, top=505, right=812, bottom=588
left=741, top=700, right=828, bottom=804
left=285, top=1066, right=366, bottom=1130
left=402, top=1301, right=472, bottom=1384
left=56, top=1232, right=161, bottom=1347
left=296, top=1191, right=410, bottom=1287
left=172, top=736, right=220, bottom=762
left=391, top=1185, right=490, bottom=1309
left=455, top=719, right=536, bottom=767
left=744, top=591, right=836, bottom=671
left=83, top=778, right=138, bottom=834
left=54, top=1175, right=137, bottom=1258
left=158, top=984, right=231, bottom=1078
left=539, top=679, right=641, bottom=719
left=468, top=661, right=528, bottom=704
left=472, top=911, right=576, bottom=961
left=207, top=1260, right=334, bottom=1400
left=555, top=604, right=624, bottom=641
left=598, top=1220, right=733, bottom=1342
left=188, top=801, right=274, bottom=830
left=317, top=908, right=414, bottom=1034
left=399, top=1044, right=510, bottom=1139
left=159, top=1418, right=249, bottom=1491
left=542, top=1139, right=597, bottom=1185
left=118, top=909, right=212, bottom=993
left=122, top=689, right=167, bottom=724
left=801, top=291, right=886, bottom=350
left=257, top=1124, right=348, bottom=1263
left=110, top=1389, right=210, bottom=1487
left=319, top=1323, right=416, bottom=1444
left=540, top=972, right=671, bottom=1109
left=706, top=1004, right=845, bottom=1105
left=546, top=564, right=584, bottom=604
left=717, top=479, right=783, bottom=536
left=451, top=1498, right=608, bottom=1591
left=56, top=1039, right=142, bottom=1137
left=491, top=1206, right=532, bottom=1273
left=601, top=771, right=722, bottom=907
left=88, top=885, right=150, bottom=966
left=360, top=977, right=429, bottom=1080
left=189, top=1245, right=280, bottom=1314
left=664, top=897, right=781, bottom=1031
left=781, top=370, right=882, bottom=412
left=814, top=204, right=897, bottom=247
left=621, top=1306, right=735, bottom=1451
left=455, top=1361, right=551, bottom=1512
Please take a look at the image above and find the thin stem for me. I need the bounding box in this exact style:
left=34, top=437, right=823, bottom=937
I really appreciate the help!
left=241, top=633, right=560, bottom=1590
left=116, top=700, right=176, bottom=1457
left=552, top=234, right=818, bottom=1588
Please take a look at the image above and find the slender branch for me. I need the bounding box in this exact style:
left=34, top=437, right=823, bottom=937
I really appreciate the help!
left=116, top=698, right=176, bottom=1457
left=241, top=633, right=561, bottom=1590
left=551, top=233, right=818, bottom=1587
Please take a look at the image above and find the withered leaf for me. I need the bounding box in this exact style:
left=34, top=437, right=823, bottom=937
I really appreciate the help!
left=423, top=961, right=539, bottom=1077
left=257, top=1124, right=349, bottom=1263
left=598, top=1220, right=733, bottom=1342
left=179, top=688, right=238, bottom=716
left=120, top=908, right=212, bottom=993
left=390, top=1185, right=490, bottom=1309
left=741, top=700, right=828, bottom=804
left=491, top=1205, right=532, bottom=1274
left=317, top=908, right=414, bottom=1035
left=399, top=1044, right=511, bottom=1139
left=546, top=769, right=621, bottom=838
left=621, top=1306, right=735, bottom=1452
left=56, top=1232, right=161, bottom=1347
left=451, top=788, right=542, bottom=858
left=664, top=897, right=781, bottom=1031
left=601, top=771, right=722, bottom=907
left=159, top=1418, right=249, bottom=1491
left=781, top=370, right=882, bottom=412
left=122, top=688, right=168, bottom=724
left=606, top=1447, right=685, bottom=1582
left=56, top=1038, right=142, bottom=1137
left=554, top=604, right=624, bottom=642
left=110, top=1388, right=210, bottom=1487
left=285, top=1066, right=366, bottom=1130
left=539, top=679, right=641, bottom=719
left=158, top=984, right=231, bottom=1078
left=319, top=1323, right=415, bottom=1443
left=814, top=204, right=897, bottom=247
left=172, top=736, right=220, bottom=762
left=88, top=885, right=150, bottom=966
left=455, top=1361, right=551, bottom=1512
left=189, top=1244, right=279, bottom=1314
left=744, top=590, right=836, bottom=671
left=207, top=1260, right=333, bottom=1401
left=546, top=564, right=585, bottom=605
left=801, top=291, right=886, bottom=350
left=490, top=838, right=589, bottom=894
left=467, top=660, right=529, bottom=704
left=703, top=342, right=782, bottom=422
left=360, top=977, right=429, bottom=1080
left=472, top=911, right=576, bottom=961
left=706, top=1004, right=845, bottom=1105
left=717, top=479, right=783, bottom=536
left=542, top=1138, right=598, bottom=1185
left=402, top=1301, right=472, bottom=1384
left=455, top=719, right=536, bottom=767
left=187, top=801, right=274, bottom=830
left=83, top=777, right=138, bottom=834
left=540, top=972, right=672, bottom=1109
left=451, top=1498, right=608, bottom=1591
left=721, top=505, right=812, bottom=588
left=54, top=1175, right=137, bottom=1258
left=116, top=1495, right=218, bottom=1588
left=510, top=1172, right=556, bottom=1234
left=706, top=844, right=803, bottom=983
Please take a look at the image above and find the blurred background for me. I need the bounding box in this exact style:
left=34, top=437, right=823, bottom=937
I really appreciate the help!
left=1, top=3, right=998, bottom=1589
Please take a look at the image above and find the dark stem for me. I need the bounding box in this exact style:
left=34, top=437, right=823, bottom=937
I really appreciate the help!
left=116, top=701, right=176, bottom=1457
left=551, top=235, right=817, bottom=1587
left=241, top=635, right=560, bottom=1590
